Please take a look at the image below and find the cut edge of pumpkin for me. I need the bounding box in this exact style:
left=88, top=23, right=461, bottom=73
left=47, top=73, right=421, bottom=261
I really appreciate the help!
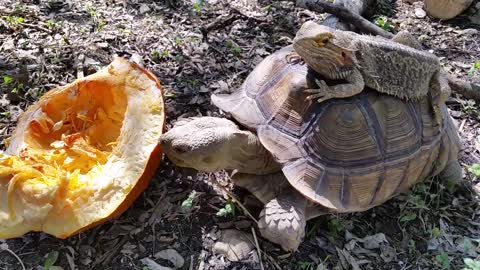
left=0, top=58, right=165, bottom=239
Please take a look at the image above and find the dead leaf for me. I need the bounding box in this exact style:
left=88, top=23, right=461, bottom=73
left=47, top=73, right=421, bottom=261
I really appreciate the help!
left=213, top=229, right=254, bottom=261
left=140, top=258, right=173, bottom=270
left=336, top=247, right=362, bottom=270
left=380, top=246, right=396, bottom=263
left=154, top=249, right=185, bottom=269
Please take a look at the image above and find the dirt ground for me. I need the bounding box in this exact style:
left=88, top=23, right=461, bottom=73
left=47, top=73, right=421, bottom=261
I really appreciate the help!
left=1, top=0, right=480, bottom=269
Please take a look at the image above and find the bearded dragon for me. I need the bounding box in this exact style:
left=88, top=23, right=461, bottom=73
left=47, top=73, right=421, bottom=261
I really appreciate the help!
left=290, top=20, right=450, bottom=125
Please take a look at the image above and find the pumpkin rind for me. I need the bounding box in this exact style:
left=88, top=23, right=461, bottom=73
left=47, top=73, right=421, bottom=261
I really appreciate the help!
left=0, top=58, right=165, bottom=238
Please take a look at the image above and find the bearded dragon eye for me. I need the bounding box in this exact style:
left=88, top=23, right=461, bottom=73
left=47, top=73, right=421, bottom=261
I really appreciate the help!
left=314, top=33, right=332, bottom=47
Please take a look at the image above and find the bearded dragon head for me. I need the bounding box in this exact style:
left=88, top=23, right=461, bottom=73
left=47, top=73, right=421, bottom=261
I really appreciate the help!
left=293, top=21, right=357, bottom=80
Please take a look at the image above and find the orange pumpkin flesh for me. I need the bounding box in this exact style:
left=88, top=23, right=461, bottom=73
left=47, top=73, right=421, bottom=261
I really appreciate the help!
left=0, top=58, right=165, bottom=239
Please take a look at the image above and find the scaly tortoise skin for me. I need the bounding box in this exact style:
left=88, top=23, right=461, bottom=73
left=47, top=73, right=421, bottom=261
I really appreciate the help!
left=160, top=45, right=462, bottom=251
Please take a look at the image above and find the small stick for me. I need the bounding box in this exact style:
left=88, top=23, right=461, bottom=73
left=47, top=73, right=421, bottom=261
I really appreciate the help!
left=459, top=118, right=467, bottom=133
left=251, top=227, right=265, bottom=270
left=301, top=0, right=393, bottom=38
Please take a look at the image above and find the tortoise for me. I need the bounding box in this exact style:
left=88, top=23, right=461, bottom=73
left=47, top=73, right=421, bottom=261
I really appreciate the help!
left=159, top=45, right=462, bottom=251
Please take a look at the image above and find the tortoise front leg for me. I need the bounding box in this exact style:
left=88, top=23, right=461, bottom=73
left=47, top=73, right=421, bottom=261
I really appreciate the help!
left=258, top=187, right=307, bottom=251
left=305, top=69, right=365, bottom=103
left=232, top=172, right=290, bottom=204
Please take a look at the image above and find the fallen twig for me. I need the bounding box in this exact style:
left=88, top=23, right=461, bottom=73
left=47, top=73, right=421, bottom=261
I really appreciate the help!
left=200, top=11, right=240, bottom=40
left=251, top=227, right=265, bottom=270
left=299, top=0, right=393, bottom=38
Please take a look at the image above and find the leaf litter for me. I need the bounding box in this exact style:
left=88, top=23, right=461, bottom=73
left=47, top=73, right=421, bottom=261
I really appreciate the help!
left=0, top=0, right=479, bottom=269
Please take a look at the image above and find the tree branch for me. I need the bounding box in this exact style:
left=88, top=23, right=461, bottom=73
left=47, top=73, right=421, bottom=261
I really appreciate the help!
left=298, top=0, right=393, bottom=38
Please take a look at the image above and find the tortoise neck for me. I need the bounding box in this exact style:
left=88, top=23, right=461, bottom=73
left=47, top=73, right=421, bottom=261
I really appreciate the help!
left=229, top=131, right=281, bottom=175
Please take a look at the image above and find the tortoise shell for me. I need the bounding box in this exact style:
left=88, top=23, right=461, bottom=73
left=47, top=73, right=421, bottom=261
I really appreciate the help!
left=212, top=46, right=457, bottom=212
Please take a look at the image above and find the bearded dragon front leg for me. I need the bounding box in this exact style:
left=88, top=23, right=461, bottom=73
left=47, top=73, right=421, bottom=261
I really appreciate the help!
left=305, top=69, right=365, bottom=103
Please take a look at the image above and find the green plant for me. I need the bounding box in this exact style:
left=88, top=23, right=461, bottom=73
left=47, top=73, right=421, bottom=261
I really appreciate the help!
left=87, top=7, right=107, bottom=32
left=96, top=21, right=106, bottom=32
left=468, top=61, right=480, bottom=80
left=216, top=199, right=236, bottom=217
left=180, top=191, right=197, bottom=213
left=45, top=20, right=56, bottom=28
left=431, top=227, right=441, bottom=238
left=460, top=100, right=480, bottom=119
left=435, top=252, right=450, bottom=269
left=2, top=76, right=13, bottom=85
left=226, top=40, right=242, bottom=56
left=192, top=0, right=205, bottom=14
left=3, top=16, right=24, bottom=25
left=297, top=261, right=314, bottom=270
left=375, top=16, right=394, bottom=32
left=463, top=258, right=480, bottom=270
left=2, top=75, right=24, bottom=95
left=44, top=251, right=62, bottom=270
left=468, top=164, right=480, bottom=177
left=152, top=50, right=169, bottom=61
left=174, top=54, right=185, bottom=64
left=327, top=216, right=345, bottom=237
left=174, top=36, right=183, bottom=46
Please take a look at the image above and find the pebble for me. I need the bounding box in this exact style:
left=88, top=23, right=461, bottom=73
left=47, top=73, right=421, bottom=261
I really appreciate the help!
left=462, top=28, right=478, bottom=35
left=139, top=4, right=151, bottom=14
left=415, top=8, right=427, bottom=18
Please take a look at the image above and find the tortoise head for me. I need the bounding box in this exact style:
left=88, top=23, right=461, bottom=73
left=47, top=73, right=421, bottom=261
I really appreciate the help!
left=293, top=21, right=357, bottom=80
left=159, top=117, right=247, bottom=172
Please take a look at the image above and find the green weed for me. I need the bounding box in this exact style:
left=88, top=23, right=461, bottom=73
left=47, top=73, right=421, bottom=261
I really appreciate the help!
left=216, top=199, right=236, bottom=217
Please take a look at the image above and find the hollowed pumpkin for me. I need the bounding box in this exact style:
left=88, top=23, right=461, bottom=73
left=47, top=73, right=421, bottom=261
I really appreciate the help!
left=0, top=58, right=165, bottom=238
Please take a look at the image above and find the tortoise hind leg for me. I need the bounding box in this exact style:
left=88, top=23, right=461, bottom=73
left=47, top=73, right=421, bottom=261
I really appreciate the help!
left=438, top=160, right=463, bottom=184
left=258, top=188, right=307, bottom=251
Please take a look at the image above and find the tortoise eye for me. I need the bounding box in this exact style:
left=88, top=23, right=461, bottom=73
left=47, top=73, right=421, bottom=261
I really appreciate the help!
left=173, top=145, right=188, bottom=154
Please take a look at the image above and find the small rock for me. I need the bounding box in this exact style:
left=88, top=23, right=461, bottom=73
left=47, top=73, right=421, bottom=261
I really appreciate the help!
left=139, top=4, right=151, bottom=14
left=450, top=110, right=462, bottom=118
left=95, top=42, right=109, bottom=48
left=213, top=229, right=254, bottom=261
left=415, top=8, right=427, bottom=18
left=1, top=39, right=15, bottom=51
left=130, top=53, right=144, bottom=67
left=403, top=0, right=419, bottom=3
left=462, top=28, right=478, bottom=35
left=476, top=2, right=480, bottom=9
left=418, top=34, right=429, bottom=42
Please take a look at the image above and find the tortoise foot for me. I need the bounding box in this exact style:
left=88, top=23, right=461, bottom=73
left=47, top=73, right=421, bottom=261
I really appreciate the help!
left=258, top=189, right=307, bottom=251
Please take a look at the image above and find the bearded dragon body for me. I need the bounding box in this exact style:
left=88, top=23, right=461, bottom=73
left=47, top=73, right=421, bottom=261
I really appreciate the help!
left=292, top=21, right=450, bottom=124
